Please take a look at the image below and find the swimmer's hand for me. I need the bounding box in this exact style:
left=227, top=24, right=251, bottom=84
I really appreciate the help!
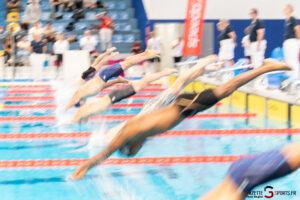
left=106, top=47, right=117, bottom=53
left=69, top=165, right=89, bottom=180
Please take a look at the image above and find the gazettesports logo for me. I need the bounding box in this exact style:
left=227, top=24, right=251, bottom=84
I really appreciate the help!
left=246, top=186, right=297, bottom=199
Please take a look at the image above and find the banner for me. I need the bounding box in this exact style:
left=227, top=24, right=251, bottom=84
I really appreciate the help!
left=183, top=0, right=207, bottom=56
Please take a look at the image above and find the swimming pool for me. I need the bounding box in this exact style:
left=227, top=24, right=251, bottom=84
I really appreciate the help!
left=0, top=82, right=299, bottom=200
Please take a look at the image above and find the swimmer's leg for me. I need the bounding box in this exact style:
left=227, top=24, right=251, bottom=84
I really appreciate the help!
left=119, top=49, right=160, bottom=71
left=103, top=76, right=128, bottom=89
left=92, top=47, right=116, bottom=69
left=131, top=68, right=178, bottom=92
left=169, top=55, right=218, bottom=95
left=71, top=95, right=112, bottom=123
left=93, top=51, right=119, bottom=71
left=212, top=59, right=291, bottom=100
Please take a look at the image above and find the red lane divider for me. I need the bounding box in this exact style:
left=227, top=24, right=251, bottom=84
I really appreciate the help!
left=0, top=113, right=256, bottom=122
left=2, top=85, right=52, bottom=88
left=2, top=95, right=156, bottom=102
left=3, top=96, right=55, bottom=101
left=5, top=88, right=165, bottom=94
left=6, top=90, right=55, bottom=94
left=2, top=102, right=222, bottom=110
left=102, top=88, right=165, bottom=93
left=2, top=103, right=145, bottom=109
left=0, top=155, right=249, bottom=168
left=0, top=128, right=298, bottom=140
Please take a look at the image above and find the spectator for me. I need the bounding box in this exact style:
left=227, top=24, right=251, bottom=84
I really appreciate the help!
left=171, top=37, right=184, bottom=63
left=22, top=0, right=41, bottom=27
left=28, top=21, right=43, bottom=41
left=83, top=0, right=96, bottom=9
left=53, top=33, right=69, bottom=69
left=3, top=35, right=14, bottom=65
left=147, top=31, right=162, bottom=72
left=43, top=22, right=56, bottom=43
left=49, top=0, right=63, bottom=19
left=242, top=27, right=251, bottom=60
left=30, top=33, right=47, bottom=81
left=217, top=19, right=236, bottom=67
left=248, top=8, right=266, bottom=68
left=283, top=4, right=300, bottom=79
left=17, top=35, right=30, bottom=65
left=96, top=11, right=113, bottom=52
left=79, top=30, right=98, bottom=53
left=6, top=0, right=21, bottom=11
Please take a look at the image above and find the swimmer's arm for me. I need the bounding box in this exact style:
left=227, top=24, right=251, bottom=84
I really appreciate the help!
left=71, top=134, right=126, bottom=180
left=294, top=25, right=300, bottom=39
left=228, top=31, right=237, bottom=43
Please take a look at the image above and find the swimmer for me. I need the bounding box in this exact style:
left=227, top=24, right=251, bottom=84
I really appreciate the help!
left=70, top=68, right=178, bottom=123
left=198, top=141, right=300, bottom=200
left=64, top=49, right=160, bottom=111
left=78, top=47, right=128, bottom=87
left=70, top=59, right=291, bottom=180
left=100, top=55, right=220, bottom=142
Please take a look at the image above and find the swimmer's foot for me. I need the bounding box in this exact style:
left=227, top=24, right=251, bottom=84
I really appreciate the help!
left=106, top=47, right=117, bottom=54
left=110, top=52, right=120, bottom=58
left=196, top=55, right=218, bottom=70
left=144, top=49, right=160, bottom=58
left=263, top=59, right=291, bottom=71
left=116, top=76, right=129, bottom=84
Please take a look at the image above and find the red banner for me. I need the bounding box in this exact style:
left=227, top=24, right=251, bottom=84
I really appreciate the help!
left=183, top=0, right=207, bottom=56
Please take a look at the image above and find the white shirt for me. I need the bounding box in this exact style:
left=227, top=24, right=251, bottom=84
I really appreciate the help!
left=53, top=40, right=69, bottom=54
left=147, top=37, right=162, bottom=53
left=80, top=36, right=98, bottom=52
left=171, top=39, right=184, bottom=57
left=28, top=27, right=44, bottom=41
left=24, top=3, right=41, bottom=23
left=242, top=35, right=251, bottom=57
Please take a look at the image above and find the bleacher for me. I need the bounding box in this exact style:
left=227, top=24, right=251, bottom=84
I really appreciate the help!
left=3, top=0, right=141, bottom=53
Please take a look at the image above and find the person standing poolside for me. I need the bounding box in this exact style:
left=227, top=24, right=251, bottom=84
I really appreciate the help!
left=248, top=8, right=266, bottom=68
left=283, top=4, right=300, bottom=79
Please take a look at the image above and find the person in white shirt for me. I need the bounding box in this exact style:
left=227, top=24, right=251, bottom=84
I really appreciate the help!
left=147, top=31, right=162, bottom=72
left=22, top=0, right=41, bottom=26
left=79, top=30, right=98, bottom=53
left=283, top=4, right=300, bottom=79
left=171, top=37, right=184, bottom=63
left=17, top=35, right=31, bottom=65
left=28, top=21, right=43, bottom=41
left=53, top=33, right=69, bottom=69
left=241, top=27, right=251, bottom=60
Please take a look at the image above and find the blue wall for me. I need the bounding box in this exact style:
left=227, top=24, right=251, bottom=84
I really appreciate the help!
left=143, top=19, right=298, bottom=60
left=132, top=0, right=148, bottom=49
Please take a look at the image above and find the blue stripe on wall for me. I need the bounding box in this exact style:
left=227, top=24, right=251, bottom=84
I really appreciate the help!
left=132, top=0, right=148, bottom=49
left=145, top=19, right=297, bottom=60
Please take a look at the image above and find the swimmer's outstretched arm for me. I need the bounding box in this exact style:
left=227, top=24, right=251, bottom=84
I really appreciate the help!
left=70, top=128, right=130, bottom=180
left=169, top=55, right=219, bottom=95
left=64, top=50, right=159, bottom=110
left=71, top=68, right=177, bottom=123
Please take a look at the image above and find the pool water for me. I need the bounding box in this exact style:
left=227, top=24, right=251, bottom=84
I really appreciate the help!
left=0, top=82, right=299, bottom=200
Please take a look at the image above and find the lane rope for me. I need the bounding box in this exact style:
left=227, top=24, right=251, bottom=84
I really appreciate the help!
left=0, top=155, right=251, bottom=168
left=0, top=128, right=298, bottom=140
left=0, top=113, right=256, bottom=122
